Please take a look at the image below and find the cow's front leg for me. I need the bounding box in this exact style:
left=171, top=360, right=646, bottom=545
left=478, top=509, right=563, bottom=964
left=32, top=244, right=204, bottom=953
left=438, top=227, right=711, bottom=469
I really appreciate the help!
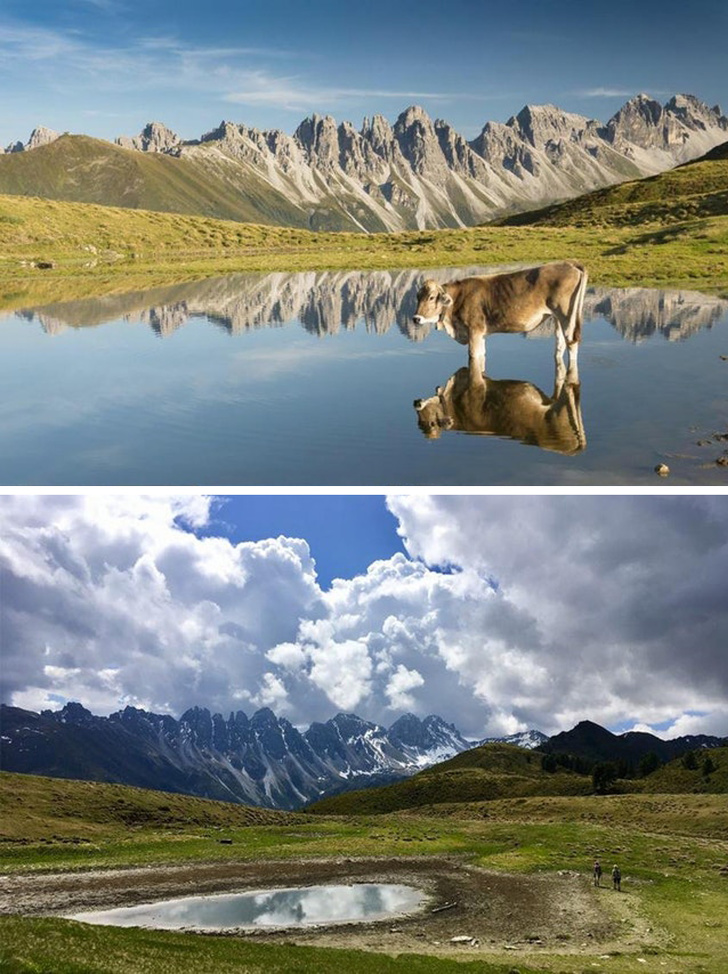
left=468, top=326, right=486, bottom=367
left=554, top=356, right=566, bottom=398
left=555, top=321, right=567, bottom=363
left=566, top=353, right=580, bottom=386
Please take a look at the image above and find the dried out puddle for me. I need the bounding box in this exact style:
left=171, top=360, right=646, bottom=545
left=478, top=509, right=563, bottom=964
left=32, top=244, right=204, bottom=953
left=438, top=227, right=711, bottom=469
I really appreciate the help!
left=0, top=856, right=655, bottom=957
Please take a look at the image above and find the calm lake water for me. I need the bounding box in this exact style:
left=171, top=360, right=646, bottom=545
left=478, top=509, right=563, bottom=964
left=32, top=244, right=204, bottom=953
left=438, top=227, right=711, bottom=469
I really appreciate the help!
left=66, top=883, right=425, bottom=930
left=2, top=267, right=727, bottom=486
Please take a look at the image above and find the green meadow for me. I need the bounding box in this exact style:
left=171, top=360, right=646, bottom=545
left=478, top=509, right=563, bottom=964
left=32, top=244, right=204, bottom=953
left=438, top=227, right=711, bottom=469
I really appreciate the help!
left=1, top=195, right=727, bottom=315
left=1, top=769, right=727, bottom=974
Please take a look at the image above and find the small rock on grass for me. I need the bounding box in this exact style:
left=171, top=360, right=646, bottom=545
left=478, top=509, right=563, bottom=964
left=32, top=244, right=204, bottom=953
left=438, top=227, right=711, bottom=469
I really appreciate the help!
left=655, top=463, right=670, bottom=476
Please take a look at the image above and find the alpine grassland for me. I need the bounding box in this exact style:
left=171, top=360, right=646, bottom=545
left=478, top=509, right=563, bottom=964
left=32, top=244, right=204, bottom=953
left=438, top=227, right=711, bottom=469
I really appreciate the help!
left=1, top=147, right=728, bottom=313
left=1, top=764, right=727, bottom=974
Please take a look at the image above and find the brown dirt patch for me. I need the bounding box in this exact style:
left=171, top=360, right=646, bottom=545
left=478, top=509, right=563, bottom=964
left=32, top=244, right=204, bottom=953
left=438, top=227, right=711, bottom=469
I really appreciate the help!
left=0, top=856, right=654, bottom=958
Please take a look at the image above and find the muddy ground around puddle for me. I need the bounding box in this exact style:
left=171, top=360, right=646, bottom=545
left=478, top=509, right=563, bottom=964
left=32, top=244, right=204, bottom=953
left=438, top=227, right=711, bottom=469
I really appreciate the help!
left=0, top=856, right=656, bottom=958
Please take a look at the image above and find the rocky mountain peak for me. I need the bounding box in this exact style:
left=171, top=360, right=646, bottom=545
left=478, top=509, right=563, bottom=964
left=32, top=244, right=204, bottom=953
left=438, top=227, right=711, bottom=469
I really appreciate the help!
left=361, top=113, right=393, bottom=145
left=392, top=104, right=449, bottom=176
left=4, top=126, right=60, bottom=153
left=294, top=114, right=340, bottom=168
left=606, top=92, right=728, bottom=155
left=250, top=706, right=278, bottom=727
left=513, top=104, right=590, bottom=147
left=46, top=701, right=95, bottom=724
left=388, top=712, right=426, bottom=747
left=179, top=705, right=213, bottom=745
left=666, top=93, right=728, bottom=130
left=26, top=126, right=61, bottom=150
left=200, top=120, right=242, bottom=144
left=395, top=105, right=433, bottom=129
left=606, top=94, right=664, bottom=144
left=330, top=711, right=379, bottom=740
left=117, top=121, right=180, bottom=153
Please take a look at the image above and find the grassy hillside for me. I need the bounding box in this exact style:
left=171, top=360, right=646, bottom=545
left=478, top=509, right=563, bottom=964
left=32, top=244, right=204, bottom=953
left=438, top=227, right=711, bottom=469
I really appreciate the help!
left=1, top=192, right=727, bottom=310
left=639, top=746, right=728, bottom=794
left=0, top=135, right=308, bottom=227
left=497, top=142, right=728, bottom=228
left=0, top=771, right=296, bottom=842
left=309, top=744, right=593, bottom=815
left=309, top=743, right=728, bottom=816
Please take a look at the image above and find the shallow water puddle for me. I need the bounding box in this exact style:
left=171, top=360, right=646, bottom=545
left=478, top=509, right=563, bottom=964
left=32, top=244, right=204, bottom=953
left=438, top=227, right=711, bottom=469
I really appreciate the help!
left=65, top=883, right=426, bottom=930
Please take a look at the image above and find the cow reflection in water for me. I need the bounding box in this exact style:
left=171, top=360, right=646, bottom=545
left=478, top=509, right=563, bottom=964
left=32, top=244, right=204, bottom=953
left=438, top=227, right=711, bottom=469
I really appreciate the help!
left=414, top=357, right=585, bottom=455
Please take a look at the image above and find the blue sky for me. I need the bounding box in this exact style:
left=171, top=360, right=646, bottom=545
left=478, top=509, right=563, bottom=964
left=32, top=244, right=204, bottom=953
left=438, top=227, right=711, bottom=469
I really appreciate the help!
left=1, top=0, right=726, bottom=146
left=200, top=495, right=405, bottom=588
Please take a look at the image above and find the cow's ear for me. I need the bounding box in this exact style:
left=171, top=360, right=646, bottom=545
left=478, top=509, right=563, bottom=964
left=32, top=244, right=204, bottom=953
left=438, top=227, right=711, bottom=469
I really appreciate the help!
left=436, top=385, right=444, bottom=395
left=440, top=291, right=453, bottom=307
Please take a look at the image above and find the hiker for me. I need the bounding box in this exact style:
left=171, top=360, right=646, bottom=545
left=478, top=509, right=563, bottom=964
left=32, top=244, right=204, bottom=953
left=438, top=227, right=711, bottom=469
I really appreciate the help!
left=612, top=864, right=621, bottom=891
left=593, top=860, right=602, bottom=886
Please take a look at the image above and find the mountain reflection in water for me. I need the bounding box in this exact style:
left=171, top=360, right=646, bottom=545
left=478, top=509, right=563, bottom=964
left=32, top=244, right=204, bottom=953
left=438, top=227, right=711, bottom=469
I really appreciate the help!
left=4, top=265, right=728, bottom=487
left=67, top=883, right=425, bottom=931
left=15, top=267, right=728, bottom=345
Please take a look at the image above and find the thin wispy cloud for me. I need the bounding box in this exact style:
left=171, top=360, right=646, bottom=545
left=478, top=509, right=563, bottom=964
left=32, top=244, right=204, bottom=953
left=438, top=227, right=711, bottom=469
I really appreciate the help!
left=224, top=74, right=460, bottom=111
left=578, top=87, right=672, bottom=98
left=75, top=0, right=127, bottom=12
left=580, top=87, right=636, bottom=97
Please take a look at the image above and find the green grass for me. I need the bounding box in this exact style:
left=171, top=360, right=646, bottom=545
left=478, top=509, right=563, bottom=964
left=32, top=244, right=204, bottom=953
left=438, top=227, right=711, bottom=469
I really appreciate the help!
left=639, top=746, right=728, bottom=794
left=0, top=192, right=727, bottom=314
left=0, top=918, right=534, bottom=974
left=496, top=149, right=728, bottom=229
left=310, top=745, right=728, bottom=817
left=0, top=772, right=298, bottom=841
left=2, top=774, right=728, bottom=973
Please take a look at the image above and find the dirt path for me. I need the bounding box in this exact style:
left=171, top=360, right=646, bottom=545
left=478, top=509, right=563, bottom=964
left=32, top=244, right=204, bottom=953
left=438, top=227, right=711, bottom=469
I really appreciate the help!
left=0, top=856, right=656, bottom=959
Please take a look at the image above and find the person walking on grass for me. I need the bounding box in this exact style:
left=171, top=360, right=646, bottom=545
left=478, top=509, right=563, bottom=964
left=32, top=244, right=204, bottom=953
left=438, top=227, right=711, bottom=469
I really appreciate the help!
left=612, top=864, right=621, bottom=891
left=593, top=860, right=602, bottom=886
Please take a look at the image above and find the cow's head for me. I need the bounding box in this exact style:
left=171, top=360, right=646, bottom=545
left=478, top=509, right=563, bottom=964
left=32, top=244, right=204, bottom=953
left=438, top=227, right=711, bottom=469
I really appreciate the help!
left=412, top=279, right=453, bottom=325
left=413, top=388, right=453, bottom=439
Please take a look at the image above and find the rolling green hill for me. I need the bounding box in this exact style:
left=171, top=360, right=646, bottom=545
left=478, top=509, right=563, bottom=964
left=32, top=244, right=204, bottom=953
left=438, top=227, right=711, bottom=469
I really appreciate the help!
left=639, top=746, right=728, bottom=794
left=308, top=743, right=592, bottom=815
left=0, top=771, right=297, bottom=841
left=0, top=135, right=308, bottom=227
left=496, top=141, right=728, bottom=228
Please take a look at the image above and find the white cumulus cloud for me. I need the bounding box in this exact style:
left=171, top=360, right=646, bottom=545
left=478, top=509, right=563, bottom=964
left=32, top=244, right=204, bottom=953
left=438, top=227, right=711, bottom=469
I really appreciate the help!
left=1, top=495, right=727, bottom=740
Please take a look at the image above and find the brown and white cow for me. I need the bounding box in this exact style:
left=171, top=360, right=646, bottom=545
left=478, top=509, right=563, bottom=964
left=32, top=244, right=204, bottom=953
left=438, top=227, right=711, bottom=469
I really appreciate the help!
left=413, top=357, right=585, bottom=455
left=412, top=261, right=588, bottom=365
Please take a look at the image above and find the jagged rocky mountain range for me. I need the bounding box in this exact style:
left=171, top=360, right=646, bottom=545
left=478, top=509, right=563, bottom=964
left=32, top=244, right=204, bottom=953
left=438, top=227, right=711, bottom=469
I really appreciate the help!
left=17, top=268, right=728, bottom=345
left=2, top=703, right=724, bottom=809
left=0, top=703, right=474, bottom=809
left=3, top=94, right=727, bottom=231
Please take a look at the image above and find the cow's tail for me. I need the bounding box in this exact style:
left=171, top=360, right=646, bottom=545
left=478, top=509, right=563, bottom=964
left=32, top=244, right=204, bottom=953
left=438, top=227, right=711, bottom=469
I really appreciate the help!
left=569, top=262, right=588, bottom=346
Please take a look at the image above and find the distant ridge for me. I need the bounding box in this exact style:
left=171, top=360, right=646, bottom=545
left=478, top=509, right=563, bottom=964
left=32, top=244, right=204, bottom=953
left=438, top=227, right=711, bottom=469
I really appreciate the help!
left=1, top=93, right=726, bottom=232
left=0, top=703, right=475, bottom=810
left=541, top=719, right=726, bottom=766
left=495, top=139, right=728, bottom=227
left=2, top=702, right=724, bottom=810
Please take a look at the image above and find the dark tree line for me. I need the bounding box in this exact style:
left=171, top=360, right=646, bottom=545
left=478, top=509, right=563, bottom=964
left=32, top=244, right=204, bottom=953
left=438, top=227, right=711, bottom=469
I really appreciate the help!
left=541, top=748, right=720, bottom=794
